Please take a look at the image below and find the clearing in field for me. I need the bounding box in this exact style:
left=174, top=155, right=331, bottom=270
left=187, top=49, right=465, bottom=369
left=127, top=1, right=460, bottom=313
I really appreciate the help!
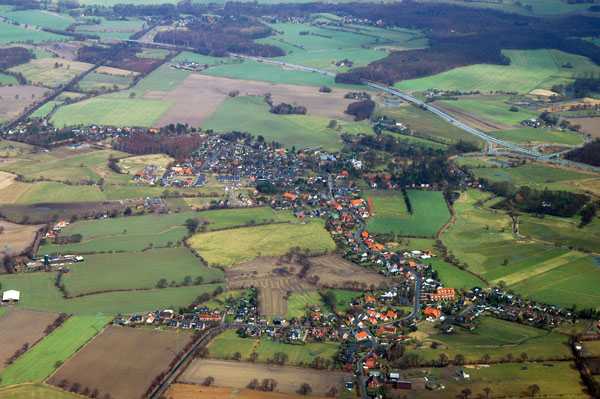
left=187, top=220, right=336, bottom=267
left=0, top=85, right=49, bottom=123
left=396, top=49, right=600, bottom=94
left=203, top=96, right=342, bottom=151
left=367, top=190, right=450, bottom=237
left=9, top=58, right=92, bottom=88
left=0, top=219, right=43, bottom=255
left=0, top=309, right=59, bottom=372
left=165, top=384, right=324, bottom=399
left=0, top=315, right=110, bottom=387
left=144, top=73, right=357, bottom=128
left=0, top=21, right=67, bottom=44
left=47, top=326, right=194, bottom=399
left=180, top=359, right=350, bottom=397
left=50, top=96, right=174, bottom=128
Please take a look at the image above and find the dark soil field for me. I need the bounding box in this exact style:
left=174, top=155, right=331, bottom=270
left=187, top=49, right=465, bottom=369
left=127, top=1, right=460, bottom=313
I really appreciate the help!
left=0, top=201, right=125, bottom=224
left=47, top=325, right=194, bottom=399
left=0, top=309, right=59, bottom=372
left=108, top=56, right=162, bottom=74
left=179, top=359, right=350, bottom=397
left=307, top=254, right=391, bottom=290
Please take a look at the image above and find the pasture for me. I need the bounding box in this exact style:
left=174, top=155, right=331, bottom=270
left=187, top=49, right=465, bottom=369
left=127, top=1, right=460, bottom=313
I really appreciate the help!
left=75, top=17, right=145, bottom=39
left=0, top=201, right=125, bottom=224
left=9, top=58, right=92, bottom=88
left=30, top=101, right=62, bottom=118
left=0, top=383, right=84, bottom=399
left=0, top=309, right=59, bottom=372
left=367, top=190, right=450, bottom=237
left=118, top=153, right=174, bottom=172
left=165, top=384, right=324, bottom=399
left=375, top=104, right=483, bottom=146
left=0, top=219, right=43, bottom=255
left=487, top=127, right=584, bottom=145
left=439, top=97, right=538, bottom=127
left=409, top=317, right=572, bottom=364
left=396, top=49, right=600, bottom=94
left=203, top=96, right=342, bottom=150
left=519, top=214, right=600, bottom=253
left=60, top=248, right=224, bottom=297
left=365, top=189, right=409, bottom=218
left=0, top=316, right=110, bottom=387
left=187, top=220, right=336, bottom=266
left=77, top=72, right=134, bottom=92
left=412, top=362, right=585, bottom=399
left=0, top=10, right=75, bottom=30
left=0, top=271, right=225, bottom=314
left=50, top=97, right=174, bottom=128
left=180, top=359, right=350, bottom=397
left=9, top=182, right=103, bottom=204
left=0, top=21, right=67, bottom=44
left=47, top=326, right=194, bottom=399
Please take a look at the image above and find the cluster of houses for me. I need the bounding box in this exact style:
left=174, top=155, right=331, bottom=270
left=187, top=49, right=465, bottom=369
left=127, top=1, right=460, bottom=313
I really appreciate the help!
left=44, top=220, right=69, bottom=240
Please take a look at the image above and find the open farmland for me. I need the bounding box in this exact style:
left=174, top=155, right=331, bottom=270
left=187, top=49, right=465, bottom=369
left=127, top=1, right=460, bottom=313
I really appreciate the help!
left=0, top=21, right=67, bottom=43
left=77, top=72, right=134, bottom=92
left=47, top=326, right=194, bottom=399
left=437, top=96, right=539, bottom=128
left=365, top=189, right=409, bottom=218
left=75, top=17, right=145, bottom=39
left=145, top=73, right=357, bottom=128
left=367, top=190, right=450, bottom=237
left=0, top=316, right=110, bottom=387
left=187, top=220, right=336, bottom=266
left=0, top=85, right=49, bottom=123
left=50, top=96, right=174, bottom=128
left=396, top=49, right=600, bottom=93
left=60, top=248, right=224, bottom=297
left=165, top=384, right=324, bottom=399
left=9, top=58, right=92, bottom=88
left=180, top=359, right=350, bottom=397
left=0, top=271, right=224, bottom=314
left=30, top=100, right=62, bottom=118
left=0, top=383, right=84, bottom=399
left=306, top=255, right=391, bottom=289
left=519, top=214, right=600, bottom=253
left=8, top=182, right=103, bottom=204
left=375, top=104, right=483, bottom=146
left=487, top=127, right=584, bottom=145
left=0, top=219, right=43, bottom=255
left=0, top=10, right=76, bottom=30
left=0, top=201, right=125, bottom=224
left=0, top=309, right=59, bottom=372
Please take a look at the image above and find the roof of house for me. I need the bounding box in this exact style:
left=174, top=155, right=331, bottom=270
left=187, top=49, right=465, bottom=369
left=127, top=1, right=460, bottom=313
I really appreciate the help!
left=2, top=290, right=20, bottom=301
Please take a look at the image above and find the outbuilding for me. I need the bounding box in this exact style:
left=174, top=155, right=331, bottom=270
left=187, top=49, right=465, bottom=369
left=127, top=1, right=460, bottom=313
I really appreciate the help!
left=2, top=290, right=20, bottom=303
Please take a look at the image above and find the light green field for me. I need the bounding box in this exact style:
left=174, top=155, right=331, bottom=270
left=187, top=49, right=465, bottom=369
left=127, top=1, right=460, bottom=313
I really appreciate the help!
left=397, top=49, right=600, bottom=94
left=75, top=17, right=145, bottom=39
left=376, top=105, right=483, bottom=146
left=188, top=220, right=336, bottom=266
left=200, top=207, right=296, bottom=229
left=440, top=97, right=539, bottom=126
left=137, top=48, right=171, bottom=59
left=118, top=153, right=174, bottom=172
left=203, top=96, right=342, bottom=150
left=384, top=130, right=449, bottom=150
left=367, top=190, right=450, bottom=237
left=519, top=214, right=600, bottom=253
left=0, top=316, right=111, bottom=387
left=30, top=101, right=62, bottom=118
left=0, top=383, right=83, bottom=399
left=0, top=148, right=126, bottom=183
left=59, top=248, right=224, bottom=296
left=365, top=189, right=409, bottom=218
left=77, top=72, right=134, bottom=92
left=429, top=257, right=486, bottom=290
left=443, top=190, right=600, bottom=309
left=51, top=97, right=173, bottom=128
left=10, top=181, right=103, bottom=204
left=78, top=0, right=178, bottom=4
left=487, top=127, right=584, bottom=145
left=448, top=0, right=596, bottom=15
left=0, top=73, right=18, bottom=85
left=134, top=65, right=190, bottom=92
left=9, top=58, right=92, bottom=88
left=0, top=21, right=67, bottom=44
left=286, top=291, right=325, bottom=319
left=207, top=330, right=258, bottom=360
left=0, top=10, right=75, bottom=30
left=28, top=47, right=55, bottom=59
left=101, top=184, right=206, bottom=201
left=0, top=271, right=225, bottom=314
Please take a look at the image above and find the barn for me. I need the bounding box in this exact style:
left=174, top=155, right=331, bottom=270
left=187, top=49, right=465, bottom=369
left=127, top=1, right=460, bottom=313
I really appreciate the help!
left=2, top=290, right=20, bottom=303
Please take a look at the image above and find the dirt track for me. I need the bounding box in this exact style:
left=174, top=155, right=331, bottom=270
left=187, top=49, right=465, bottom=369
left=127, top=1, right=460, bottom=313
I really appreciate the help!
left=147, top=73, right=355, bottom=128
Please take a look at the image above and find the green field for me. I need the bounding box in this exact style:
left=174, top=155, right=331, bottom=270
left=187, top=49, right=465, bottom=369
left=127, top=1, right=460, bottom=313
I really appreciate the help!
left=30, top=101, right=62, bottom=118
left=429, top=257, right=486, bottom=290
left=376, top=105, right=483, bottom=146
left=439, top=96, right=539, bottom=126
left=137, top=48, right=171, bottom=59
left=60, top=248, right=224, bottom=296
left=51, top=97, right=173, bottom=128
left=203, top=96, right=342, bottom=150
left=207, top=330, right=340, bottom=367
left=367, top=190, right=450, bottom=237
left=286, top=291, right=326, bottom=319
left=200, top=207, right=296, bottom=229
left=443, top=190, right=600, bottom=309
left=519, top=214, right=600, bottom=253
left=0, top=316, right=110, bottom=387
left=133, top=65, right=190, bottom=92
left=0, top=21, right=67, bottom=44
left=77, top=72, right=134, bottom=92
left=0, top=271, right=224, bottom=314
left=0, top=10, right=75, bottom=30
left=487, top=127, right=584, bottom=145
left=9, top=58, right=92, bottom=88
left=396, top=49, right=600, bottom=94
left=365, top=189, right=409, bottom=218
left=75, top=17, right=145, bottom=39
left=11, top=181, right=103, bottom=204
left=0, top=73, right=18, bottom=85
left=188, top=220, right=336, bottom=266
left=0, top=383, right=83, bottom=399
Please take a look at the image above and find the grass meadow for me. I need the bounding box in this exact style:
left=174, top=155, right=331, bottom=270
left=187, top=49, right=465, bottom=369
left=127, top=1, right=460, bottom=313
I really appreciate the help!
left=77, top=72, right=134, bottom=92
left=439, top=96, right=538, bottom=126
left=0, top=21, right=67, bottom=44
left=0, top=316, right=111, bottom=387
left=75, top=17, right=145, bottom=39
left=519, top=214, right=600, bottom=253
left=188, top=220, right=336, bottom=266
left=396, top=49, right=600, bottom=93
left=50, top=97, right=173, bottom=127
left=203, top=96, right=343, bottom=150
left=0, top=383, right=83, bottom=399
left=9, top=58, right=92, bottom=88
left=30, top=101, right=62, bottom=118
left=0, top=10, right=75, bottom=30
left=10, top=182, right=103, bottom=204
left=367, top=190, right=450, bottom=237
left=486, top=127, right=584, bottom=145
